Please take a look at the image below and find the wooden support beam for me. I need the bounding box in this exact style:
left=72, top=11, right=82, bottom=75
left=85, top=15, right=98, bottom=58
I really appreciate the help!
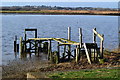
left=93, top=28, right=96, bottom=43
left=75, top=45, right=79, bottom=63
left=100, top=34, right=104, bottom=59
left=59, top=38, right=77, bottom=43
left=14, top=35, right=17, bottom=52
left=24, top=31, right=27, bottom=53
left=17, top=44, right=19, bottom=52
left=68, top=27, right=71, bottom=60
left=20, top=37, right=23, bottom=58
left=28, top=38, right=53, bottom=41
left=35, top=29, right=37, bottom=38
left=14, top=41, right=17, bottom=52
left=63, top=41, right=66, bottom=59
left=119, top=28, right=120, bottom=48
left=25, top=29, right=37, bottom=31
left=35, top=29, right=37, bottom=56
left=29, top=41, right=31, bottom=57
left=56, top=42, right=60, bottom=63
left=93, top=28, right=97, bottom=62
left=48, top=40, right=52, bottom=61
left=68, top=27, right=71, bottom=40
left=93, top=28, right=104, bottom=41
left=52, top=38, right=65, bottom=44
left=84, top=43, right=92, bottom=64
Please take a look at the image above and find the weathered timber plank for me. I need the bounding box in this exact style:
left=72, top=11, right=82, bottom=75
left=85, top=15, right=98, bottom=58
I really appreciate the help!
left=93, top=29, right=104, bottom=41
left=84, top=43, right=92, bottom=64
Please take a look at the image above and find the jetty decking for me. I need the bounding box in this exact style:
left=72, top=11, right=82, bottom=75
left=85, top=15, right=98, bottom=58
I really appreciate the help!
left=14, top=27, right=104, bottom=64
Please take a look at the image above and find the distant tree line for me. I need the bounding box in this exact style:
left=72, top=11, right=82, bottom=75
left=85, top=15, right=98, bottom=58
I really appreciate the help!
left=0, top=5, right=119, bottom=11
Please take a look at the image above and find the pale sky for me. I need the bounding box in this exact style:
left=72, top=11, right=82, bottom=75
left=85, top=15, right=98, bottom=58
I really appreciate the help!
left=1, top=0, right=120, bottom=2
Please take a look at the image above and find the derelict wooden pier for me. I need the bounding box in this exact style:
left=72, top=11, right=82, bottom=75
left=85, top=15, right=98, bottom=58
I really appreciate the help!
left=14, top=27, right=104, bottom=64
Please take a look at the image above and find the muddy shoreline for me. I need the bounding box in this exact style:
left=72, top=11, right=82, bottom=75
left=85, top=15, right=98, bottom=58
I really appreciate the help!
left=2, top=50, right=120, bottom=79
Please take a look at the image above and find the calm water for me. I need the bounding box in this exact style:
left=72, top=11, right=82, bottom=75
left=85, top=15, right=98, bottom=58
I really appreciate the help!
left=1, top=14, right=118, bottom=65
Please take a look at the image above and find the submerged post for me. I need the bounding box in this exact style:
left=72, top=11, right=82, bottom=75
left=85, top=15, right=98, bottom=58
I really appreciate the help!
left=20, top=37, right=23, bottom=58
left=14, top=35, right=17, bottom=52
left=68, top=27, right=71, bottom=60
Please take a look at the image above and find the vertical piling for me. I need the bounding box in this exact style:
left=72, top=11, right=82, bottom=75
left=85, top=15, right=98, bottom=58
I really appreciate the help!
left=29, top=41, right=31, bottom=57
left=20, top=37, right=23, bottom=58
left=56, top=42, right=60, bottom=63
left=48, top=40, right=52, bottom=61
left=100, top=34, right=104, bottom=59
left=63, top=42, right=66, bottom=60
left=14, top=35, right=17, bottom=52
left=24, top=30, right=27, bottom=53
left=93, top=28, right=96, bottom=43
left=17, top=44, right=19, bottom=52
left=38, top=41, right=41, bottom=57
left=68, top=27, right=71, bottom=60
left=118, top=26, right=120, bottom=50
left=93, top=28, right=96, bottom=62
left=35, top=29, right=37, bottom=55
left=75, top=45, right=79, bottom=63
left=79, top=28, right=82, bottom=48
left=78, top=28, right=82, bottom=61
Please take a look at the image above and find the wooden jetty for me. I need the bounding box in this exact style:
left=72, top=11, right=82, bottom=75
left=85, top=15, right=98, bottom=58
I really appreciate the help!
left=14, top=27, right=104, bottom=64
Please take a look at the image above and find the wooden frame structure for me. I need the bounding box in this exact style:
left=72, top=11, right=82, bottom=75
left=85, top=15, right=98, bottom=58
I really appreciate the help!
left=14, top=27, right=104, bottom=64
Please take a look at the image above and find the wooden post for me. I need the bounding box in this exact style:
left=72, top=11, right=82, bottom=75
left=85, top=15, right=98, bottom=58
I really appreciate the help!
left=24, top=30, right=27, bottom=53
left=20, top=37, right=23, bottom=58
left=89, top=48, right=91, bottom=60
left=79, top=28, right=82, bottom=48
left=48, top=40, right=52, bottom=61
left=84, top=43, right=91, bottom=64
left=63, top=41, right=66, bottom=59
left=35, top=29, right=37, bottom=38
left=93, top=28, right=96, bottom=62
left=37, top=41, right=41, bottom=57
left=93, top=28, right=96, bottom=43
left=35, top=29, right=37, bottom=55
left=100, top=34, right=104, bottom=59
left=14, top=35, right=17, bottom=52
left=118, top=26, right=120, bottom=50
left=75, top=45, right=79, bottom=63
left=17, top=44, right=19, bottom=52
left=68, top=27, right=71, bottom=60
left=56, top=42, right=60, bottom=63
left=14, top=41, right=17, bottom=52
left=29, top=41, right=31, bottom=57
left=74, top=46, right=77, bottom=60
left=78, top=28, right=82, bottom=61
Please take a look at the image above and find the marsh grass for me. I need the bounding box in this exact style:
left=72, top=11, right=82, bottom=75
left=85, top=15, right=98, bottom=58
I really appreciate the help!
left=48, top=69, right=119, bottom=79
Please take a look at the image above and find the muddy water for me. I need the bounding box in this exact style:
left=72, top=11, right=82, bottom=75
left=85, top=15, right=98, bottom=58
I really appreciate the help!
left=2, top=14, right=118, bottom=65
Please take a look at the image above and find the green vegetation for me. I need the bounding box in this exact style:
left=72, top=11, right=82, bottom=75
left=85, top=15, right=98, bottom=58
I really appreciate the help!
left=48, top=69, right=119, bottom=79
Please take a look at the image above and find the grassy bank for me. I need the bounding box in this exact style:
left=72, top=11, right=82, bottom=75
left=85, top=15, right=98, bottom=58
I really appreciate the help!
left=1, top=10, right=119, bottom=16
left=48, top=68, right=119, bottom=79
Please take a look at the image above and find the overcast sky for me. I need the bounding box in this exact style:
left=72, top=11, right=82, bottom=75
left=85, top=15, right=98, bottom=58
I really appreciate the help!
left=1, top=0, right=120, bottom=2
